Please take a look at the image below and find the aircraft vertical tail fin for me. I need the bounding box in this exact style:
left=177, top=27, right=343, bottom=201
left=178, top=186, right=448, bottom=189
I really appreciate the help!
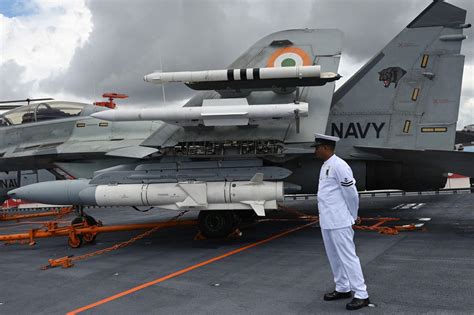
left=328, top=1, right=469, bottom=152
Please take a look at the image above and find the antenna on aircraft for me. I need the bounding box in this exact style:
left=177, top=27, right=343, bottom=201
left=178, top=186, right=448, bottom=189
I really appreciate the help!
left=158, top=43, right=167, bottom=105
left=0, top=98, right=54, bottom=105
left=0, top=98, right=55, bottom=109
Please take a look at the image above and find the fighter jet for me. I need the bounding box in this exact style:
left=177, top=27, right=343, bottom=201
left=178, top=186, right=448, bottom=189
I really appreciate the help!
left=0, top=93, right=168, bottom=198
left=9, top=1, right=474, bottom=238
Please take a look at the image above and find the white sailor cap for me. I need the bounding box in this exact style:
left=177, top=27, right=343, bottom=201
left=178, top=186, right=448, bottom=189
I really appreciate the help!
left=311, top=133, right=340, bottom=147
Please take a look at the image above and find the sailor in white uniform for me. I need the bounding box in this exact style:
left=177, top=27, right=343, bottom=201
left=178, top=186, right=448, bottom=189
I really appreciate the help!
left=312, top=133, right=370, bottom=310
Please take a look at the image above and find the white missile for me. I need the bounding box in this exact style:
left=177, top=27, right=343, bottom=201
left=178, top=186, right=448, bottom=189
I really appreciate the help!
left=144, top=65, right=326, bottom=84
left=9, top=174, right=284, bottom=216
left=91, top=99, right=308, bottom=126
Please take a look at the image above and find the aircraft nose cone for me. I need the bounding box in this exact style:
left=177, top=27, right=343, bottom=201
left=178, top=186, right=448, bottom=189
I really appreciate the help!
left=91, top=110, right=116, bottom=121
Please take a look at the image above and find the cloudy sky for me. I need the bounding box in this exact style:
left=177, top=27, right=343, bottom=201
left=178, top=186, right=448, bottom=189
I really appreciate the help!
left=1, top=0, right=473, bottom=127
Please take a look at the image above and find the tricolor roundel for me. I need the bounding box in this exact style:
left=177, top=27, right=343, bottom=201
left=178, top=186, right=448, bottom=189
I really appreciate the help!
left=267, top=47, right=312, bottom=68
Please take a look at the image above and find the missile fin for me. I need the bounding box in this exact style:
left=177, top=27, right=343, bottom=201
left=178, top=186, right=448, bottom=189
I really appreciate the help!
left=241, top=200, right=266, bottom=216
left=176, top=196, right=202, bottom=208
left=249, top=173, right=264, bottom=184
left=178, top=183, right=208, bottom=205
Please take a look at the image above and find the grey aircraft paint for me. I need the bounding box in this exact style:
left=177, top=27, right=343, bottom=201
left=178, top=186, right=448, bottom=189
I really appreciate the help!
left=4, top=1, right=474, bottom=207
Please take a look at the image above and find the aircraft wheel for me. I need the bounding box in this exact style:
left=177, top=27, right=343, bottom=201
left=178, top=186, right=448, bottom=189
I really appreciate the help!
left=198, top=211, right=237, bottom=239
left=235, top=210, right=257, bottom=224
left=82, top=232, right=97, bottom=244
left=83, top=215, right=98, bottom=226
left=71, top=217, right=85, bottom=226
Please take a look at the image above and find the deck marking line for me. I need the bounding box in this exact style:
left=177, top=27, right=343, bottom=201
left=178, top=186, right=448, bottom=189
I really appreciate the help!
left=67, top=221, right=316, bottom=314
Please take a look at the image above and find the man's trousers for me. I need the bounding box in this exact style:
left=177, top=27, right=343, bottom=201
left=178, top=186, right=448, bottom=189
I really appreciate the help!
left=321, top=226, right=369, bottom=299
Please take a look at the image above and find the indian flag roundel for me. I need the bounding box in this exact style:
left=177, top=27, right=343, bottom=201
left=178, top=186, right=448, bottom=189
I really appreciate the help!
left=267, top=47, right=312, bottom=68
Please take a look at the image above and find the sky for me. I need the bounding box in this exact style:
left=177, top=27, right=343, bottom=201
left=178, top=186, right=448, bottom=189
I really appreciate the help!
left=0, top=0, right=473, bottom=128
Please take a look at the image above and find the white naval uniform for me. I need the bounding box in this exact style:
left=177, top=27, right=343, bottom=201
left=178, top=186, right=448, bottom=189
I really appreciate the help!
left=318, top=154, right=368, bottom=299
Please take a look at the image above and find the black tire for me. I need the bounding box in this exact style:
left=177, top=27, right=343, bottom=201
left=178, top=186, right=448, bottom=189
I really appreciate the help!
left=71, top=217, right=85, bottom=226
left=82, top=233, right=97, bottom=243
left=235, top=210, right=257, bottom=224
left=198, top=211, right=237, bottom=239
left=83, top=215, right=98, bottom=226
left=71, top=215, right=97, bottom=226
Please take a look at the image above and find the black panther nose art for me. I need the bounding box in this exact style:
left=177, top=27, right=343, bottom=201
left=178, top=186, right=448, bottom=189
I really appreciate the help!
left=378, top=66, right=407, bottom=88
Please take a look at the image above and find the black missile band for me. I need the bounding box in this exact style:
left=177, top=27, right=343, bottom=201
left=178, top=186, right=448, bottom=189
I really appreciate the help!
left=227, top=69, right=234, bottom=81
left=240, top=68, right=247, bottom=80
left=253, top=68, right=260, bottom=80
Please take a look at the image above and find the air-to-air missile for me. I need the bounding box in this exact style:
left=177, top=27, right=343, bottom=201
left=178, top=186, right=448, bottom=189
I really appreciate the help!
left=143, top=65, right=325, bottom=84
left=8, top=160, right=299, bottom=216
left=143, top=65, right=341, bottom=90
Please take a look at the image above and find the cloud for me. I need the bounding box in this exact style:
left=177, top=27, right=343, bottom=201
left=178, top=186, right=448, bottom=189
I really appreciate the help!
left=458, top=97, right=474, bottom=128
left=0, top=0, right=92, bottom=99
left=0, top=60, right=34, bottom=99
left=1, top=0, right=473, bottom=125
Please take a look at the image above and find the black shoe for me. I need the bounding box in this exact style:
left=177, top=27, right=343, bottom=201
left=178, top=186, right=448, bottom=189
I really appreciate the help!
left=323, top=290, right=352, bottom=301
left=346, top=297, right=370, bottom=310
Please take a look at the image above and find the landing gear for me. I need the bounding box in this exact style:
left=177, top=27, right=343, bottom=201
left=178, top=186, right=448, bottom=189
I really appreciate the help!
left=234, top=210, right=258, bottom=225
left=198, top=211, right=239, bottom=239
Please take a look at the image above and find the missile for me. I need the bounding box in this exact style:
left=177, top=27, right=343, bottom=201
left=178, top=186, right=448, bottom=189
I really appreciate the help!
left=91, top=100, right=308, bottom=126
left=144, top=65, right=324, bottom=84
left=8, top=175, right=286, bottom=216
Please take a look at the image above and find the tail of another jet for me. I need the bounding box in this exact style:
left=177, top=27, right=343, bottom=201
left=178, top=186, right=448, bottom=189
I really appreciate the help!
left=328, top=0, right=469, bottom=153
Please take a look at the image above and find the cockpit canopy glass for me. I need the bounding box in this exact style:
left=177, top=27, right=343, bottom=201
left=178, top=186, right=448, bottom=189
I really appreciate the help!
left=0, top=101, right=86, bottom=126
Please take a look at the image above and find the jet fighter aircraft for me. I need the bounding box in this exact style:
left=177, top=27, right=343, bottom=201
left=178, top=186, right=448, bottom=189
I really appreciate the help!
left=9, top=1, right=474, bottom=238
left=0, top=94, right=167, bottom=198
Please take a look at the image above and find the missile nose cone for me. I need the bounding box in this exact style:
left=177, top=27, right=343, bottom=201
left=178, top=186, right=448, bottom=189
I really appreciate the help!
left=91, top=110, right=116, bottom=121
left=8, top=180, right=91, bottom=205
left=143, top=72, right=162, bottom=84
left=8, top=183, right=45, bottom=202
left=8, top=187, right=21, bottom=199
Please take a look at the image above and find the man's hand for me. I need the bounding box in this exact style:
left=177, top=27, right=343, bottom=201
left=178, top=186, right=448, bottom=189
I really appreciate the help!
left=355, top=216, right=362, bottom=225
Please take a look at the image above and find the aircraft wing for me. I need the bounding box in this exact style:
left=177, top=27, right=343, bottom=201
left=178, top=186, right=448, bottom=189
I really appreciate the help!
left=354, top=146, right=474, bottom=178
